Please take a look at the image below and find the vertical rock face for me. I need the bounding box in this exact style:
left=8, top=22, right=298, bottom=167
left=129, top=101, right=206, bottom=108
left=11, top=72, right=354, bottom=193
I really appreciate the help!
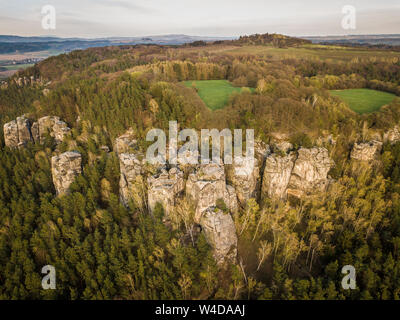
left=37, top=116, right=60, bottom=142
left=119, top=153, right=145, bottom=207
left=34, top=116, right=71, bottom=144
left=262, top=153, right=296, bottom=200
left=351, top=141, right=383, bottom=162
left=148, top=167, right=185, bottom=216
left=384, top=126, right=400, bottom=144
left=227, top=156, right=260, bottom=206
left=3, top=115, right=33, bottom=148
left=199, top=207, right=238, bottom=264
left=254, top=140, right=271, bottom=166
left=288, top=148, right=334, bottom=195
left=16, top=116, right=32, bottom=146
left=51, top=151, right=82, bottom=195
left=52, top=121, right=72, bottom=144
left=186, top=163, right=238, bottom=220
left=262, top=148, right=334, bottom=200
left=30, top=122, right=39, bottom=143
left=3, top=120, right=19, bottom=148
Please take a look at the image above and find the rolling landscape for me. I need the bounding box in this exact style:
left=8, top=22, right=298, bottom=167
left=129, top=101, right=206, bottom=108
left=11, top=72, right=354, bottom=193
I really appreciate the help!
left=1, top=0, right=400, bottom=308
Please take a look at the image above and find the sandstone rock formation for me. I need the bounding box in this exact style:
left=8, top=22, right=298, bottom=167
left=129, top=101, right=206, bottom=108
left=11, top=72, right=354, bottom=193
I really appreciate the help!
left=4, top=115, right=72, bottom=148
left=148, top=167, right=185, bottom=216
left=262, top=153, right=296, bottom=199
left=254, top=140, right=271, bottom=165
left=34, top=116, right=71, bottom=144
left=274, top=141, right=293, bottom=154
left=227, top=156, right=260, bottom=206
left=186, top=163, right=238, bottom=220
left=52, top=120, right=72, bottom=144
left=351, top=140, right=383, bottom=162
left=384, top=126, right=400, bottom=144
left=288, top=147, right=334, bottom=195
left=119, top=152, right=145, bottom=207
left=198, top=207, right=238, bottom=264
left=3, top=115, right=33, bottom=148
left=262, top=147, right=334, bottom=200
left=51, top=151, right=82, bottom=195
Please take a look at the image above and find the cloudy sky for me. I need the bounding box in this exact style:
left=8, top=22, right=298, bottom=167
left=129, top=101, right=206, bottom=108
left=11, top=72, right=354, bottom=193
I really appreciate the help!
left=1, top=0, right=399, bottom=38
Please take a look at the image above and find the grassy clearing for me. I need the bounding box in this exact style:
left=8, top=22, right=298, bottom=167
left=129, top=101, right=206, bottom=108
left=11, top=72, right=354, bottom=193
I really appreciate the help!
left=183, top=80, right=253, bottom=110
left=330, top=88, right=397, bottom=114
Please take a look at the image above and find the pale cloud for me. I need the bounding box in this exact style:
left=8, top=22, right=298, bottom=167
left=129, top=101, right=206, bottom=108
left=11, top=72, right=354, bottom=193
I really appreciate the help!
left=0, top=0, right=399, bottom=37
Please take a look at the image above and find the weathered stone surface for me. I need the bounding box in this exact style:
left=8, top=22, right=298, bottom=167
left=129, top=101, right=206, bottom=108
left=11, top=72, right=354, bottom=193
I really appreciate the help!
left=52, top=121, right=71, bottom=143
left=3, top=120, right=19, bottom=148
left=274, top=141, right=293, bottom=154
left=3, top=115, right=33, bottom=148
left=30, top=122, right=39, bottom=143
left=16, top=116, right=32, bottom=146
left=384, top=126, right=400, bottom=144
left=199, top=207, right=238, bottom=264
left=148, top=167, right=185, bottom=216
left=177, top=149, right=200, bottom=174
left=227, top=156, right=260, bottom=206
left=119, top=153, right=145, bottom=207
left=254, top=140, right=271, bottom=165
left=28, top=116, right=71, bottom=144
left=351, top=140, right=383, bottom=162
left=186, top=163, right=238, bottom=220
left=51, top=151, right=82, bottom=195
left=262, top=153, right=296, bottom=199
left=288, top=147, right=334, bottom=195
left=114, top=129, right=137, bottom=154
left=37, top=116, right=60, bottom=142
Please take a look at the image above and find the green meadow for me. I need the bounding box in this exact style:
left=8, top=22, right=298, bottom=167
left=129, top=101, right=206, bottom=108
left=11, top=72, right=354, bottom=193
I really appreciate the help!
left=330, top=88, right=397, bottom=114
left=184, top=80, right=253, bottom=110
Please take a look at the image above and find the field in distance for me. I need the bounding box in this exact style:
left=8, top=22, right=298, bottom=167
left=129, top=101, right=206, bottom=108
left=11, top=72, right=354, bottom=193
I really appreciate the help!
left=330, top=88, right=397, bottom=114
left=183, top=80, right=253, bottom=110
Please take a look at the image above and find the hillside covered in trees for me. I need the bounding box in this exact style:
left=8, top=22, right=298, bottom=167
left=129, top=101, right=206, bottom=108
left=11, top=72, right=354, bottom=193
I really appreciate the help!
left=1, top=34, right=400, bottom=300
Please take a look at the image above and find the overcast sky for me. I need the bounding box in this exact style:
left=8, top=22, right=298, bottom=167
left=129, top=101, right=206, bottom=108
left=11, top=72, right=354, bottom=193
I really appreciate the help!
left=1, top=0, right=399, bottom=38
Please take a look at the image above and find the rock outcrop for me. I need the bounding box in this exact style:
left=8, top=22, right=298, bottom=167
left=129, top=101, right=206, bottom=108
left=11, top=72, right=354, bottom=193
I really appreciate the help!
left=198, top=207, right=238, bottom=264
left=288, top=147, right=334, bottom=196
left=148, top=167, right=185, bottom=216
left=351, top=140, right=383, bottom=162
left=254, top=140, right=271, bottom=165
left=262, top=153, right=296, bottom=199
left=227, top=156, right=260, bottom=206
left=51, top=151, right=82, bottom=195
left=186, top=163, right=238, bottom=220
left=262, top=147, right=334, bottom=200
left=384, top=126, right=400, bottom=144
left=34, top=116, right=71, bottom=144
left=119, top=152, right=145, bottom=207
left=3, top=115, right=33, bottom=148
left=3, top=115, right=71, bottom=148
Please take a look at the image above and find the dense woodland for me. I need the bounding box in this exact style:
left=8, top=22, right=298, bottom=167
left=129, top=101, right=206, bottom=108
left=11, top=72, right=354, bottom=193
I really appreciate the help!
left=1, top=35, right=400, bottom=299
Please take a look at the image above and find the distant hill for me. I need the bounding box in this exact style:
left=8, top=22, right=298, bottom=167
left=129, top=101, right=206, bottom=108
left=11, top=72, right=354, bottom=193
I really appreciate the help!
left=233, top=33, right=311, bottom=47
left=0, top=34, right=235, bottom=54
left=305, top=34, right=400, bottom=46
